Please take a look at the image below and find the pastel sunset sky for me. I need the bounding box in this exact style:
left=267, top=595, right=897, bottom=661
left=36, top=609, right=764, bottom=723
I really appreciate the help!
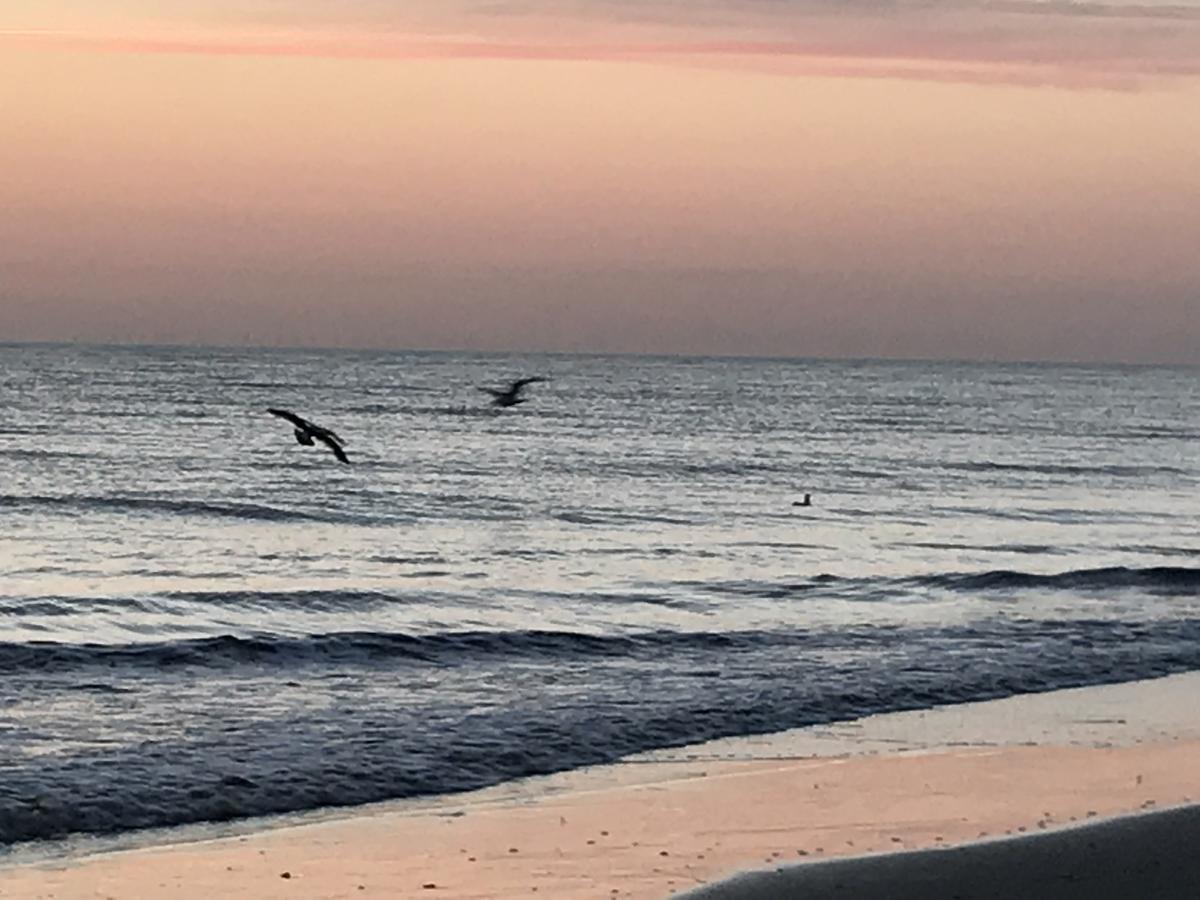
left=3, top=1, right=1198, bottom=362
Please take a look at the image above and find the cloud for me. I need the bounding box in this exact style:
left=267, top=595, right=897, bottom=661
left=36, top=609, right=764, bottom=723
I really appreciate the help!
left=983, top=1, right=1200, bottom=19
left=4, top=0, right=1200, bottom=87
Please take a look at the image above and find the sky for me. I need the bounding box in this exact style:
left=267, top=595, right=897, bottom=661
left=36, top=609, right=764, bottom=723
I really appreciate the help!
left=2, top=2, right=1199, bottom=362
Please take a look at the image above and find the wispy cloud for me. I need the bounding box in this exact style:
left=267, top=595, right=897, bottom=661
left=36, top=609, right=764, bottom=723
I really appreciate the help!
left=985, top=0, right=1200, bottom=18
left=5, top=0, right=1200, bottom=87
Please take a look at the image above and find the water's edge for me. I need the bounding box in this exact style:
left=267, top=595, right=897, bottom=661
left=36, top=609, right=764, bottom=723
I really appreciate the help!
left=4, top=669, right=1197, bottom=869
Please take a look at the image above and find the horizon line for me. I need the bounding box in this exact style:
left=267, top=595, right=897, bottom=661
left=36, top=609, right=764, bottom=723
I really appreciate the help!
left=2, top=337, right=1194, bottom=370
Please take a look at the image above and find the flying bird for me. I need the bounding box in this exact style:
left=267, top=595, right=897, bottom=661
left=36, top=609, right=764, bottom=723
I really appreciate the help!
left=267, top=408, right=350, bottom=464
left=479, top=376, right=548, bottom=408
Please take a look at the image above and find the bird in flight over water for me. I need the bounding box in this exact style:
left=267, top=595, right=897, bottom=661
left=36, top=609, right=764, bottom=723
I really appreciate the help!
left=267, top=408, right=350, bottom=464
left=479, top=376, right=548, bottom=408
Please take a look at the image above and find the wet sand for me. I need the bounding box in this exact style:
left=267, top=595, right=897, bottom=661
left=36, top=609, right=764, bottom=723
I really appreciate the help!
left=1, top=672, right=1197, bottom=899
left=681, top=803, right=1200, bottom=900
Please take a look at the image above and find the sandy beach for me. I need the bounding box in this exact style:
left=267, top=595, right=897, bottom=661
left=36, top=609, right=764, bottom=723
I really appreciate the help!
left=2, top=671, right=1197, bottom=899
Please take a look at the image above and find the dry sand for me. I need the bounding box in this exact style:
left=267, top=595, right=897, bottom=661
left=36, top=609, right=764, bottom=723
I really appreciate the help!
left=1, top=672, right=1198, bottom=899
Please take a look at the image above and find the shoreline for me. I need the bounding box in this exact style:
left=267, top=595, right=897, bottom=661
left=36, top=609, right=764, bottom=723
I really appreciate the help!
left=2, top=671, right=1198, bottom=898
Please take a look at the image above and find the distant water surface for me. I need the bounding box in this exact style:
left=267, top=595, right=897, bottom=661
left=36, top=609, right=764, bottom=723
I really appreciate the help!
left=1, top=344, right=1198, bottom=845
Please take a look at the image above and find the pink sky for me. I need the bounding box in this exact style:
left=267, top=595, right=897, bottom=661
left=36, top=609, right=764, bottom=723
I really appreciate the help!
left=2, top=2, right=1199, bottom=362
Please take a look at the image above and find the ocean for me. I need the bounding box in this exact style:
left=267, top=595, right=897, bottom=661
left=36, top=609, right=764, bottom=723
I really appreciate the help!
left=1, top=343, right=1197, bottom=848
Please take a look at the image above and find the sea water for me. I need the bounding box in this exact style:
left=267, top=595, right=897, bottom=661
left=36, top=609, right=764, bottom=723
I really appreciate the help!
left=1, top=344, right=1197, bottom=845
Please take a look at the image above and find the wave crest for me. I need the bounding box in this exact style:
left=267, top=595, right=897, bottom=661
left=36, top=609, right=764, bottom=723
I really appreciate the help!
left=0, top=493, right=360, bottom=524
left=921, top=565, right=1200, bottom=594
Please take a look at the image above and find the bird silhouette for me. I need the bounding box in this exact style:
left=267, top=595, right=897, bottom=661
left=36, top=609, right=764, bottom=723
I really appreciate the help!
left=478, top=376, right=548, bottom=408
left=267, top=408, right=350, bottom=464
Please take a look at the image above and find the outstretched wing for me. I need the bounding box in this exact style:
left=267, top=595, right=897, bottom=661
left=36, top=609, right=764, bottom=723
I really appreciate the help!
left=507, top=376, right=548, bottom=397
left=478, top=386, right=506, bottom=399
left=268, top=408, right=312, bottom=431
left=510, top=376, right=547, bottom=391
left=312, top=431, right=350, bottom=464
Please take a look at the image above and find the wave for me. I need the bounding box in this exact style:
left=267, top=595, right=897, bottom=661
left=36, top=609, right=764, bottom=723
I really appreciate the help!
left=0, top=629, right=769, bottom=673
left=409, top=405, right=510, bottom=418
left=569, top=458, right=789, bottom=480
left=5, top=565, right=1196, bottom=627
left=0, top=493, right=366, bottom=525
left=368, top=554, right=450, bottom=565
left=0, top=589, right=420, bottom=619
left=901, top=541, right=1066, bottom=556
left=1116, top=545, right=1200, bottom=559
left=3, top=618, right=1200, bottom=845
left=554, top=509, right=695, bottom=526
left=5, top=614, right=1200, bottom=675
left=930, top=504, right=1148, bottom=524
left=698, top=565, right=1200, bottom=601
left=942, top=461, right=1187, bottom=477
left=0, top=448, right=93, bottom=460
left=918, top=565, right=1200, bottom=595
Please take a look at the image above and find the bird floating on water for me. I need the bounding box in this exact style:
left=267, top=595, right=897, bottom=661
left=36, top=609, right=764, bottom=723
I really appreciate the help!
left=479, top=376, right=548, bottom=408
left=793, top=493, right=812, bottom=507
left=267, top=408, right=350, bottom=464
